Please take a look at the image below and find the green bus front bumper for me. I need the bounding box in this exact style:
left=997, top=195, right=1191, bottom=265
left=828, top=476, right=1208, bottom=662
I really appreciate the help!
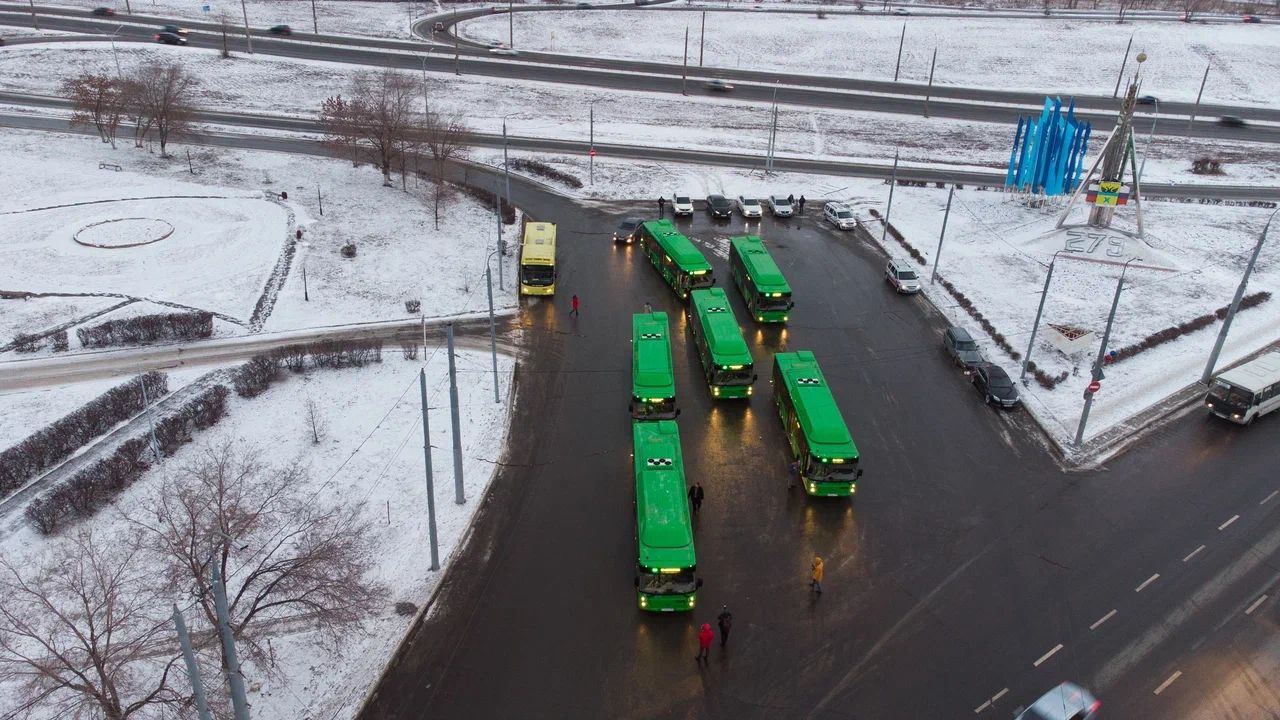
left=803, top=479, right=857, bottom=497
left=751, top=309, right=790, bottom=324
left=639, top=592, right=697, bottom=612
left=711, top=385, right=752, bottom=400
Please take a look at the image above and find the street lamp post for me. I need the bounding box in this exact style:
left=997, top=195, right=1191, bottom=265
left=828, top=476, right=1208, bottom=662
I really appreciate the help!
left=299, top=240, right=311, bottom=301
left=1201, top=208, right=1276, bottom=384
left=485, top=250, right=502, bottom=404
left=1021, top=250, right=1066, bottom=383
left=109, top=24, right=125, bottom=78
left=1074, top=257, right=1141, bottom=446
left=588, top=99, right=599, bottom=187
left=1137, top=98, right=1158, bottom=185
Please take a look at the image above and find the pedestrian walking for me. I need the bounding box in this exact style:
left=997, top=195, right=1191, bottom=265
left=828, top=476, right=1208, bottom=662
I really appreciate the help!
left=810, top=555, right=824, bottom=594
left=717, top=606, right=733, bottom=648
left=643, top=301, right=653, bottom=314
left=696, top=622, right=714, bottom=662
left=658, top=196, right=666, bottom=219
left=688, top=482, right=704, bottom=517
left=798, top=195, right=806, bottom=213
left=570, top=294, right=580, bottom=318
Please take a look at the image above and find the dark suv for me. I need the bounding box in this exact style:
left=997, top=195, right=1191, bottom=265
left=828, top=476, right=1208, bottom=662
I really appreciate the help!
left=943, top=326, right=985, bottom=370
left=972, top=363, right=1020, bottom=408
left=706, top=194, right=733, bottom=219
left=613, top=217, right=643, bottom=244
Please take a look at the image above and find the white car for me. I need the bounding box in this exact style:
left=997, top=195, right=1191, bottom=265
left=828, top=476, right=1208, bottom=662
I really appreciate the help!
left=885, top=258, right=920, bottom=293
left=824, top=202, right=857, bottom=230
left=767, top=195, right=794, bottom=217
left=671, top=193, right=694, bottom=216
left=737, top=196, right=763, bottom=218
left=489, top=47, right=519, bottom=56
left=1015, top=683, right=1100, bottom=720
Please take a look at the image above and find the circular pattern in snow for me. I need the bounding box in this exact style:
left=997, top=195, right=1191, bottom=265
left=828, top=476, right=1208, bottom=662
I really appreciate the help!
left=73, top=217, right=175, bottom=249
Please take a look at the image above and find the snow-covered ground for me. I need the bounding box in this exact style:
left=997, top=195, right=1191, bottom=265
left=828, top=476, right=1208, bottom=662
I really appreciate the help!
left=461, top=9, right=1280, bottom=106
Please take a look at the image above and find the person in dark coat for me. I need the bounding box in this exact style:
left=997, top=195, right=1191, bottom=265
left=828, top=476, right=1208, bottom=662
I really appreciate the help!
left=798, top=195, right=806, bottom=213
left=696, top=623, right=714, bottom=662
left=658, top=196, right=666, bottom=219
left=688, top=483, right=704, bottom=517
left=717, top=606, right=733, bottom=648
left=787, top=193, right=795, bottom=206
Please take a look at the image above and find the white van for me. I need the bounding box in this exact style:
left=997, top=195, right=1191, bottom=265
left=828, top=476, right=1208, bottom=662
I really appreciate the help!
left=1205, top=351, right=1280, bottom=425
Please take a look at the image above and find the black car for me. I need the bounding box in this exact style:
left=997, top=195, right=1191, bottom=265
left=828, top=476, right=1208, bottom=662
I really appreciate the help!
left=161, top=24, right=189, bottom=35
left=155, top=31, right=187, bottom=45
left=269, top=24, right=292, bottom=35
left=1218, top=115, right=1246, bottom=128
left=943, top=326, right=985, bottom=369
left=1136, top=95, right=1158, bottom=105
left=971, top=363, right=1020, bottom=408
left=706, top=194, right=733, bottom=219
left=91, top=6, right=116, bottom=15
left=613, top=217, right=643, bottom=244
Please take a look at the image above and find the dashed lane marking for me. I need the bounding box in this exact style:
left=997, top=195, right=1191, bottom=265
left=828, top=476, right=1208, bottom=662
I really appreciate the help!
left=1090, top=609, right=1117, bottom=630
left=1153, top=670, right=1182, bottom=695
left=1262, top=490, right=1278, bottom=505
left=974, top=700, right=990, bottom=714
left=992, top=688, right=1009, bottom=702
left=1136, top=573, right=1160, bottom=593
left=1219, top=514, right=1240, bottom=531
left=1182, top=545, right=1206, bottom=563
left=1033, top=643, right=1063, bottom=667
left=1245, top=595, right=1268, bottom=615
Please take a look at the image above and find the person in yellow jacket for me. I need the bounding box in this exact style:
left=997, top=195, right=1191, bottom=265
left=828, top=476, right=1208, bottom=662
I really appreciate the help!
left=810, top=556, right=824, bottom=595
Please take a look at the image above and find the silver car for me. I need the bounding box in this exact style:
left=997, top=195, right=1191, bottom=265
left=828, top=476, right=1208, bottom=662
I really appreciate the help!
left=1015, top=683, right=1100, bottom=720
left=737, top=196, right=763, bottom=218
left=885, top=258, right=920, bottom=293
left=767, top=195, right=794, bottom=217
left=823, top=202, right=857, bottom=230
left=671, top=193, right=694, bottom=216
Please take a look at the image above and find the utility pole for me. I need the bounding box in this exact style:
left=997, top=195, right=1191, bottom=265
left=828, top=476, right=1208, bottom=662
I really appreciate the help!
left=316, top=185, right=323, bottom=215
left=589, top=102, right=595, bottom=186
left=1137, top=98, right=1158, bottom=184
left=682, top=26, right=689, bottom=96
left=1201, top=209, right=1275, bottom=384
left=509, top=0, right=514, bottom=48
left=446, top=323, right=466, bottom=505
left=419, top=368, right=440, bottom=571
left=495, top=196, right=505, bottom=290
left=211, top=562, right=250, bottom=720
left=893, top=23, right=905, bottom=81
left=882, top=150, right=899, bottom=244
left=502, top=119, right=513, bottom=230
left=221, top=19, right=230, bottom=58
left=486, top=260, right=500, bottom=403
left=1020, top=250, right=1064, bottom=383
left=454, top=26, right=460, bottom=75
left=1074, top=257, right=1140, bottom=446
left=923, top=47, right=937, bottom=118
left=172, top=606, right=213, bottom=720
left=1189, top=61, right=1210, bottom=130
left=929, top=186, right=954, bottom=284
left=240, top=0, right=253, bottom=54
left=699, top=11, right=706, bottom=67
left=124, top=0, right=131, bottom=14
left=1112, top=34, right=1132, bottom=98
left=27, top=0, right=38, bottom=29
left=310, top=0, right=318, bottom=33
left=765, top=86, right=779, bottom=174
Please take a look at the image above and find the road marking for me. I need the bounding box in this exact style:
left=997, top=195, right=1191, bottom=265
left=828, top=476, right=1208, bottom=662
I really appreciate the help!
left=1182, top=545, right=1206, bottom=563
left=973, top=700, right=990, bottom=714
left=1090, top=609, right=1117, bottom=630
left=1135, top=573, right=1160, bottom=593
left=1153, top=670, right=1182, bottom=695
left=1245, top=594, right=1268, bottom=615
left=992, top=688, right=1009, bottom=702
left=1033, top=643, right=1063, bottom=667
left=1261, top=490, right=1278, bottom=505
left=1219, top=514, right=1240, bottom=531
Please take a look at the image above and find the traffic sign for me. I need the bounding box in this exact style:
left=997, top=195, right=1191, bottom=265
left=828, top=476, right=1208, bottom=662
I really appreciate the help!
left=589, top=148, right=597, bottom=157
left=1087, top=380, right=1101, bottom=394
left=202, top=3, right=210, bottom=12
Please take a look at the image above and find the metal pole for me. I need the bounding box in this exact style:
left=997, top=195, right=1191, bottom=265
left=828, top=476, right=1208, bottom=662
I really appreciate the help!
left=495, top=196, right=505, bottom=291
left=487, top=262, right=500, bottom=403
left=28, top=0, right=38, bottom=29
left=239, top=0, right=253, bottom=54
left=893, top=23, right=905, bottom=82
left=1201, top=209, right=1275, bottom=384
left=1020, top=251, right=1061, bottom=383
left=1137, top=99, right=1157, bottom=184
left=502, top=119, right=512, bottom=222
left=221, top=19, right=229, bottom=58
left=310, top=0, right=318, bottom=34
left=1189, top=62, right=1210, bottom=130
left=419, top=368, right=440, bottom=571
left=139, top=378, right=161, bottom=462
left=509, top=0, right=514, bottom=48
left=924, top=47, right=937, bottom=118
left=929, top=186, right=953, bottom=284
left=589, top=103, right=595, bottom=186
left=124, top=0, right=131, bottom=14
left=699, top=11, right=706, bottom=67
left=173, top=605, right=214, bottom=720
left=882, top=150, right=899, bottom=243
left=1074, top=258, right=1137, bottom=445
left=317, top=185, right=323, bottom=216
left=766, top=86, right=778, bottom=174
left=682, top=27, right=689, bottom=96
left=211, top=562, right=250, bottom=720
left=110, top=30, right=123, bottom=78
left=446, top=323, right=466, bottom=505
left=454, top=25, right=460, bottom=75
left=1112, top=34, right=1132, bottom=98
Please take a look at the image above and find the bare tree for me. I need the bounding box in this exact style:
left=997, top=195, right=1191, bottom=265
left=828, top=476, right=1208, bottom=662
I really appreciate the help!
left=130, top=442, right=383, bottom=672
left=318, top=69, right=419, bottom=187
left=319, top=94, right=362, bottom=168
left=303, top=398, right=326, bottom=444
left=420, top=108, right=471, bottom=229
left=0, top=531, right=187, bottom=720
left=1182, top=0, right=1211, bottom=20
left=62, top=73, right=125, bottom=148
left=126, top=63, right=199, bottom=157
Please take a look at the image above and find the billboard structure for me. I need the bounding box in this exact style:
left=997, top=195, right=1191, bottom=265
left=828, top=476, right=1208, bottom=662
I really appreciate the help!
left=1005, top=97, right=1092, bottom=197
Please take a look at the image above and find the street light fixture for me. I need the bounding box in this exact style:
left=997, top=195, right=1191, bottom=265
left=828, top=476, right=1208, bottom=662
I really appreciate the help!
left=483, top=249, right=501, bottom=404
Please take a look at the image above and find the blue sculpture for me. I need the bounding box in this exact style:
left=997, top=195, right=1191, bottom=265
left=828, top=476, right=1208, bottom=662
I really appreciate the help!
left=1006, top=97, right=1091, bottom=196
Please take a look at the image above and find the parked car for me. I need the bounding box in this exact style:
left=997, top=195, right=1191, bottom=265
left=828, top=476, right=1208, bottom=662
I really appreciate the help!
left=671, top=194, right=694, bottom=216
left=1242, top=14, right=1261, bottom=22
left=161, top=24, right=189, bottom=35
left=823, top=202, right=856, bottom=230
left=613, top=217, right=643, bottom=244
left=767, top=195, right=793, bottom=217
left=155, top=31, right=187, bottom=45
left=884, top=258, right=920, bottom=294
left=91, top=6, right=116, bottom=16
left=737, top=196, right=763, bottom=218
left=706, top=79, right=734, bottom=92
left=971, top=363, right=1020, bottom=408
left=706, top=194, right=734, bottom=219
left=892, top=7, right=910, bottom=14
left=489, top=47, right=519, bottom=56
left=1218, top=115, right=1247, bottom=128
left=942, top=326, right=985, bottom=369
left=576, top=1, right=592, bottom=6
left=268, top=24, right=292, bottom=35
left=1014, top=683, right=1100, bottom=720
left=1136, top=94, right=1158, bottom=105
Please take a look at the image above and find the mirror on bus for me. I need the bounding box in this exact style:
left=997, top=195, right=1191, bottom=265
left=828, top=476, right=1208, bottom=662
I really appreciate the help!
left=857, top=469, right=864, bottom=478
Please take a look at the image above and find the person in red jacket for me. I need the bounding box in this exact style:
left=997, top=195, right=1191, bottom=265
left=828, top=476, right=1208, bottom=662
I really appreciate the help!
left=695, top=623, right=714, bottom=663
left=570, top=294, right=580, bottom=318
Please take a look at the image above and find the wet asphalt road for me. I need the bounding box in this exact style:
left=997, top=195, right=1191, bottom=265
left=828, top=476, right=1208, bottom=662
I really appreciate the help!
left=359, top=181, right=1280, bottom=719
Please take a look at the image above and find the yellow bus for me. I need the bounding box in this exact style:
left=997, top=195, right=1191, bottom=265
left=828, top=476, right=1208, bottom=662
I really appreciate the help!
left=519, top=222, right=557, bottom=296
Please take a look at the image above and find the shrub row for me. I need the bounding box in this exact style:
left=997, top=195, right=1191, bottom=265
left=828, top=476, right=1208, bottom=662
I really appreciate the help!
left=457, top=182, right=517, bottom=224
left=866, top=208, right=926, bottom=265
left=10, top=330, right=69, bottom=353
left=0, top=372, right=168, bottom=501
left=1023, top=359, right=1070, bottom=390
left=77, top=310, right=214, bottom=348
left=936, top=276, right=1024, bottom=363
left=25, top=384, right=230, bottom=535
left=508, top=158, right=584, bottom=189
left=232, top=339, right=384, bottom=398
left=1110, top=292, right=1271, bottom=365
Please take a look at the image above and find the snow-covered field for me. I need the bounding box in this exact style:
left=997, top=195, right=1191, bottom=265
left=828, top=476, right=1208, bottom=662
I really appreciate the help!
left=461, top=9, right=1280, bottom=105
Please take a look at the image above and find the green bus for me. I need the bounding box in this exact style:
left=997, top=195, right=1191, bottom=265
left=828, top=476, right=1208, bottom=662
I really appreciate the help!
left=729, top=235, right=793, bottom=323
left=772, top=351, right=863, bottom=497
left=632, top=420, right=701, bottom=612
left=688, top=287, right=755, bottom=399
left=637, top=219, right=714, bottom=299
left=631, top=311, right=678, bottom=420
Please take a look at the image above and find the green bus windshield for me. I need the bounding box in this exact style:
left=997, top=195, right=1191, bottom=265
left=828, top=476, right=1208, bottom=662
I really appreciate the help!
left=690, top=288, right=752, bottom=377
left=632, top=312, right=675, bottom=401
left=640, top=220, right=713, bottom=275
left=730, top=236, right=791, bottom=297
left=633, top=420, right=696, bottom=571
left=774, top=350, right=858, bottom=463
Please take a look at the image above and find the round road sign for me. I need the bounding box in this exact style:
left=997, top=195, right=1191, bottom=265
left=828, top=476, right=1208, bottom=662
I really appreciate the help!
left=1087, top=380, right=1101, bottom=394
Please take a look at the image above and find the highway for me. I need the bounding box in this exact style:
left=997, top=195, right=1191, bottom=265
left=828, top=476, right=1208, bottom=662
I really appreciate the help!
left=4, top=6, right=1280, bottom=144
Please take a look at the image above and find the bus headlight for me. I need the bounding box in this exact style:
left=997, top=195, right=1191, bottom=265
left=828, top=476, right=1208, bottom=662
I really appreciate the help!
left=807, top=482, right=816, bottom=493
left=747, top=386, right=753, bottom=395
left=688, top=596, right=696, bottom=608
left=850, top=484, right=857, bottom=493
left=639, top=595, right=647, bottom=607
left=713, top=387, right=721, bottom=397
